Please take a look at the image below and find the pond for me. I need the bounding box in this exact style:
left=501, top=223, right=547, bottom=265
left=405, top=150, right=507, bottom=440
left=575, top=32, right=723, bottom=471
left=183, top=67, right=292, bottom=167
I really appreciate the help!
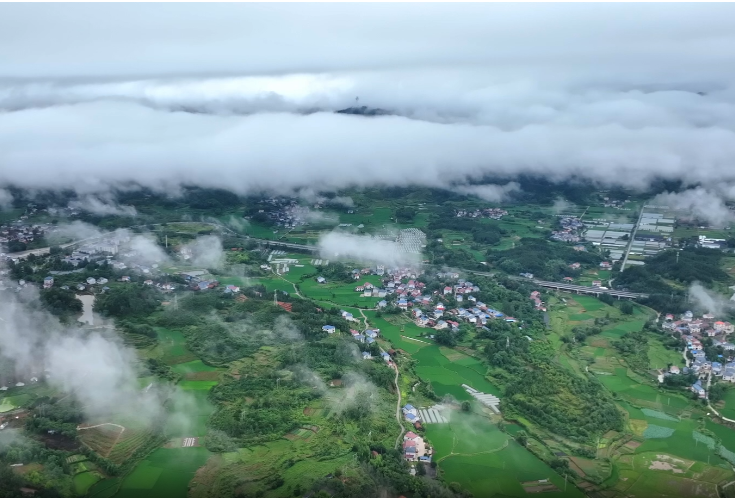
left=76, top=294, right=95, bottom=325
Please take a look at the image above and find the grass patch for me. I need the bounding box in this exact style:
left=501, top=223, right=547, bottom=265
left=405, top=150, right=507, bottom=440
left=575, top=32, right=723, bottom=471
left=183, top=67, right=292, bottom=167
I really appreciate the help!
left=412, top=345, right=500, bottom=401
left=439, top=441, right=584, bottom=497
left=74, top=471, right=102, bottom=495
left=115, top=447, right=210, bottom=498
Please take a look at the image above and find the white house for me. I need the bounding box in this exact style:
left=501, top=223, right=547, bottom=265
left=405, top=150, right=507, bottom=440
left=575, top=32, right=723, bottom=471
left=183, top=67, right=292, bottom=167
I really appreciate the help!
left=322, top=325, right=336, bottom=334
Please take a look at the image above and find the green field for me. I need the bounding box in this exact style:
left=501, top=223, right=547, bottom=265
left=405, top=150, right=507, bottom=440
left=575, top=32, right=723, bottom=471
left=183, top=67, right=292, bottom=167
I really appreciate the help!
left=600, top=319, right=646, bottom=339
left=609, top=450, right=734, bottom=497
left=439, top=441, right=584, bottom=497
left=170, top=359, right=220, bottom=375
left=596, top=367, right=689, bottom=413
left=412, top=345, right=500, bottom=401
left=363, top=311, right=430, bottom=354
left=114, top=448, right=210, bottom=498
left=719, top=390, right=735, bottom=420
left=648, top=340, right=683, bottom=370
left=74, top=471, right=103, bottom=495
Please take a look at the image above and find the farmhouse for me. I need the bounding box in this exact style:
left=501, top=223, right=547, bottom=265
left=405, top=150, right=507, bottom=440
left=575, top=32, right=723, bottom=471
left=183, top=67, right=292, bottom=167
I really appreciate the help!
left=402, top=432, right=426, bottom=462
left=692, top=380, right=706, bottom=398
left=322, top=325, right=336, bottom=334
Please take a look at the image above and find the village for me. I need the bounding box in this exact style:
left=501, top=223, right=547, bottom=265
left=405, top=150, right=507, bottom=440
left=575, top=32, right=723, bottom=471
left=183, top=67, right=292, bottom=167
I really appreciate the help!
left=454, top=207, right=508, bottom=220
left=0, top=220, right=48, bottom=253
left=662, top=311, right=735, bottom=398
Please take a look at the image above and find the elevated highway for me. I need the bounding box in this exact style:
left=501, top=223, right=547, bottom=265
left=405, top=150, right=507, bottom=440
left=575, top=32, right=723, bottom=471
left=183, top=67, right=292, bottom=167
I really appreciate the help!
left=530, top=279, right=647, bottom=299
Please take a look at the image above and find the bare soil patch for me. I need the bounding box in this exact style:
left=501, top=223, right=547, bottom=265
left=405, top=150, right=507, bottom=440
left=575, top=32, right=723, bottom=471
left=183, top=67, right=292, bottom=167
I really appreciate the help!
left=649, top=461, right=684, bottom=473
left=186, top=371, right=221, bottom=381
left=624, top=440, right=642, bottom=450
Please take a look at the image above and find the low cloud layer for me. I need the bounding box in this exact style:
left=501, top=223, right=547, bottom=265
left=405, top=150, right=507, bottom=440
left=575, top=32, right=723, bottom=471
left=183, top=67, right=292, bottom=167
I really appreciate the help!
left=317, top=230, right=420, bottom=268
left=182, top=235, right=224, bottom=269
left=0, top=290, right=187, bottom=426
left=0, top=189, right=13, bottom=209
left=2, top=5, right=735, bottom=209
left=652, top=188, right=735, bottom=227
left=688, top=282, right=734, bottom=318
left=69, top=194, right=137, bottom=217
left=455, top=182, right=521, bottom=202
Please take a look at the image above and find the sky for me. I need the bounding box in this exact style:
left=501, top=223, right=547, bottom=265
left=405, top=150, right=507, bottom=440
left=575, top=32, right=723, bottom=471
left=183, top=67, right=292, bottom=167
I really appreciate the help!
left=2, top=3, right=735, bottom=215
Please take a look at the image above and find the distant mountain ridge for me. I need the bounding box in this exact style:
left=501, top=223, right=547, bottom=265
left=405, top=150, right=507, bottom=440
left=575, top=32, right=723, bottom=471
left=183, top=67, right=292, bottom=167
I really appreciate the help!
left=335, top=105, right=392, bottom=116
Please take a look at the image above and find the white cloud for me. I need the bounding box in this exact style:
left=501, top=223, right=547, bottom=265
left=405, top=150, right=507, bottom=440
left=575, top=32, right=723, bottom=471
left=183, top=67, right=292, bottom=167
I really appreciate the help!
left=181, top=234, right=224, bottom=269
left=317, top=230, right=420, bottom=268
left=688, top=282, right=733, bottom=318
left=551, top=197, right=574, bottom=215
left=455, top=182, right=521, bottom=202
left=0, top=290, right=188, bottom=426
left=0, top=189, right=13, bottom=209
left=651, top=188, right=735, bottom=227
left=68, top=194, right=137, bottom=217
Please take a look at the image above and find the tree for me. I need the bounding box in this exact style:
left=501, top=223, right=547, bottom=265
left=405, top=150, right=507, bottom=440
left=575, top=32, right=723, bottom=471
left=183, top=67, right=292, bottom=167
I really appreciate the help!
left=619, top=301, right=634, bottom=315
left=94, top=284, right=161, bottom=317
left=461, top=401, right=471, bottom=412
left=395, top=207, right=417, bottom=223
left=416, top=463, right=426, bottom=476
left=516, top=430, right=528, bottom=447
left=40, top=288, right=83, bottom=316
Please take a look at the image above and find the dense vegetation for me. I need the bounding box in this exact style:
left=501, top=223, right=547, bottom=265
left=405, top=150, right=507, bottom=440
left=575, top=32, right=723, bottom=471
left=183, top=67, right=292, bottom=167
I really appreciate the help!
left=487, top=328, right=624, bottom=442
left=94, top=284, right=162, bottom=318
left=39, top=288, right=83, bottom=317
left=486, top=238, right=599, bottom=280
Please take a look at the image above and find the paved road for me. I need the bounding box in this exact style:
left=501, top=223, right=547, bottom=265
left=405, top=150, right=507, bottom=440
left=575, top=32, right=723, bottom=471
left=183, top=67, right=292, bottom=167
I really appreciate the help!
left=5, top=235, right=100, bottom=259
left=620, top=206, right=646, bottom=272
left=393, top=364, right=405, bottom=450
left=530, top=279, right=648, bottom=299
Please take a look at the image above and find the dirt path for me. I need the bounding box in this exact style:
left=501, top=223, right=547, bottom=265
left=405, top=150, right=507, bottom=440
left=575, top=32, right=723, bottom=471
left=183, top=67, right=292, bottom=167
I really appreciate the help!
left=272, top=270, right=304, bottom=298
left=359, top=309, right=370, bottom=330
left=76, top=423, right=126, bottom=458
left=393, top=365, right=405, bottom=449
left=707, top=404, right=735, bottom=424
left=76, top=422, right=125, bottom=432
left=270, top=267, right=405, bottom=448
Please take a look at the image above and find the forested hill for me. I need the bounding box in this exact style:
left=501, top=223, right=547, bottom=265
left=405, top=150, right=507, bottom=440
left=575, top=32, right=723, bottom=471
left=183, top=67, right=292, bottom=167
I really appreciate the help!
left=616, top=247, right=729, bottom=292
left=616, top=247, right=730, bottom=313
left=335, top=105, right=391, bottom=116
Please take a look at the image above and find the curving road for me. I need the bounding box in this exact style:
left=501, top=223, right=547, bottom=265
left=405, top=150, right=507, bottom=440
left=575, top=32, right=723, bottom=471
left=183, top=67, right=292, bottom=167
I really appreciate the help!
left=393, top=364, right=405, bottom=449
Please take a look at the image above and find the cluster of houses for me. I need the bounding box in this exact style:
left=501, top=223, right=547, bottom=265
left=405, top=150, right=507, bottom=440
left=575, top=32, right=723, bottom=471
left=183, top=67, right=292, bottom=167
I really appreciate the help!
left=401, top=428, right=431, bottom=464
left=551, top=216, right=584, bottom=243
left=529, top=291, right=546, bottom=312
left=601, top=197, right=628, bottom=209
left=61, top=233, right=131, bottom=267
left=454, top=208, right=508, bottom=220
left=410, top=280, right=517, bottom=330
left=352, top=267, right=427, bottom=304
left=0, top=222, right=47, bottom=248
left=662, top=311, right=735, bottom=398
left=248, top=199, right=314, bottom=230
